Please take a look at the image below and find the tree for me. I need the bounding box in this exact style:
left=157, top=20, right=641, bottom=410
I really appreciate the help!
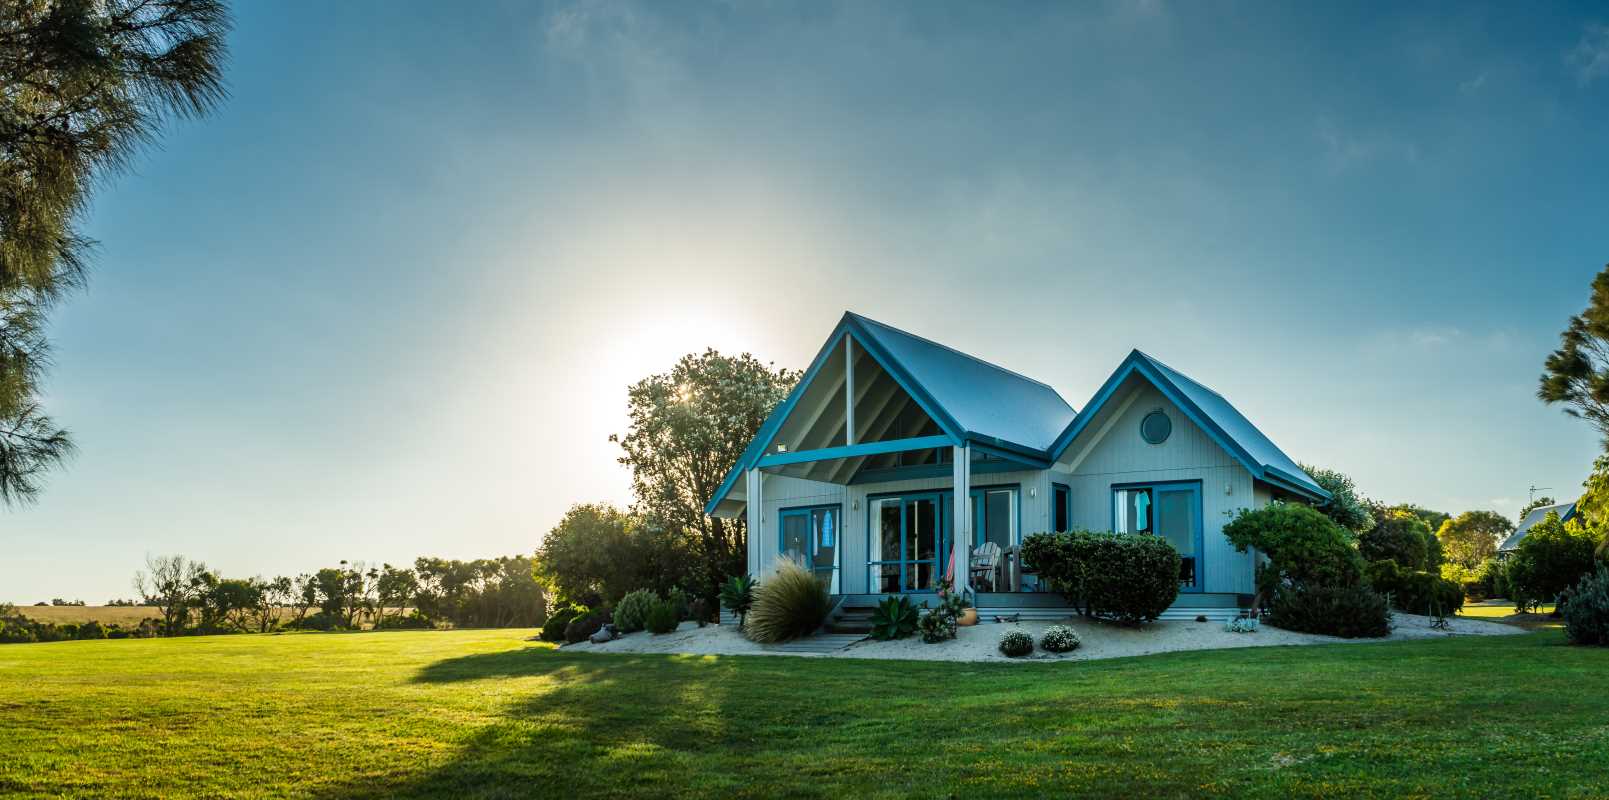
left=1540, top=265, right=1609, bottom=443
left=0, top=0, right=230, bottom=504
left=374, top=564, right=418, bottom=626
left=1507, top=512, right=1603, bottom=611
left=1299, top=463, right=1374, bottom=534
left=1520, top=495, right=1558, bottom=523
left=1222, top=502, right=1367, bottom=611
left=534, top=503, right=697, bottom=608
left=1360, top=512, right=1437, bottom=571
left=254, top=576, right=292, bottom=633
left=612, top=350, right=795, bottom=600
left=132, top=554, right=207, bottom=635
left=1438, top=511, right=1514, bottom=571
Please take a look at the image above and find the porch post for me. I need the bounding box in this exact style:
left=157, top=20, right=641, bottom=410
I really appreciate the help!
left=746, top=468, right=763, bottom=577
left=952, top=444, right=971, bottom=594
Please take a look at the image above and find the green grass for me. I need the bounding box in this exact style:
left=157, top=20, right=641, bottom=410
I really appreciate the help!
left=2, top=628, right=1607, bottom=798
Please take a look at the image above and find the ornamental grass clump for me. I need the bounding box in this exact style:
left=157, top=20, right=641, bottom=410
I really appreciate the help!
left=745, top=558, right=831, bottom=643
left=1039, top=624, right=1080, bottom=653
left=998, top=629, right=1034, bottom=657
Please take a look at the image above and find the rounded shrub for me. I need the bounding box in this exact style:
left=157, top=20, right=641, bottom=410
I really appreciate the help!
left=613, top=589, right=659, bottom=634
left=645, top=600, right=679, bottom=635
left=997, top=629, right=1034, bottom=657
left=1021, top=530, right=1180, bottom=626
left=1039, top=624, right=1081, bottom=653
left=1266, top=584, right=1390, bottom=639
left=541, top=607, right=577, bottom=642
left=1222, top=502, right=1366, bottom=594
left=1359, top=512, right=1434, bottom=572
left=745, top=558, right=831, bottom=643
left=1564, top=567, right=1609, bottom=646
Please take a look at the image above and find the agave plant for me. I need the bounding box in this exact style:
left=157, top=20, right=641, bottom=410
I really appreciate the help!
left=869, top=595, right=919, bottom=641
left=719, top=573, right=758, bottom=629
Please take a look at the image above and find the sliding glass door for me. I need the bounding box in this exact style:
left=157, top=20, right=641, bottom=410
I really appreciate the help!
left=1113, top=481, right=1202, bottom=592
left=867, top=493, right=943, bottom=593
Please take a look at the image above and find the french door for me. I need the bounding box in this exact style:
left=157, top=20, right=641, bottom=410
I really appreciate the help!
left=868, top=493, right=944, bottom=593
left=779, top=505, right=840, bottom=594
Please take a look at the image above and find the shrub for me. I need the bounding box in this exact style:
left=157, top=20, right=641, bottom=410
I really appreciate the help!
left=645, top=600, right=679, bottom=635
left=1508, top=512, right=1602, bottom=609
left=1223, top=502, right=1365, bottom=595
left=1266, top=584, right=1390, bottom=639
left=1369, top=560, right=1463, bottom=616
left=541, top=607, right=577, bottom=642
left=1564, top=567, right=1609, bottom=646
left=563, top=608, right=609, bottom=644
left=666, top=587, right=691, bottom=622
left=376, top=611, right=433, bottom=630
left=688, top=598, right=710, bottom=627
left=1224, top=616, right=1259, bottom=633
left=1021, top=530, right=1180, bottom=626
left=869, top=595, right=920, bottom=641
left=915, top=580, right=967, bottom=644
left=613, top=589, right=660, bottom=633
left=77, top=621, right=108, bottom=640
left=998, top=629, right=1034, bottom=657
left=1040, top=624, right=1081, bottom=653
left=1359, top=512, right=1435, bottom=571
left=0, top=620, right=36, bottom=644
left=745, top=558, right=830, bottom=643
left=719, top=574, right=757, bottom=629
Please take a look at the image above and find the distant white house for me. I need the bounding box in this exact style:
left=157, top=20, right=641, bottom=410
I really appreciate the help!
left=1497, top=500, right=1579, bottom=559
left=705, top=312, right=1330, bottom=620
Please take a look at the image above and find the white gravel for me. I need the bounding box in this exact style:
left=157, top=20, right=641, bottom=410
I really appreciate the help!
left=558, top=610, right=1523, bottom=663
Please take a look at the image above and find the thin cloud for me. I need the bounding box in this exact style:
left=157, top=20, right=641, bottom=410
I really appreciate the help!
left=1459, top=70, right=1489, bottom=95
left=1569, top=23, right=1609, bottom=86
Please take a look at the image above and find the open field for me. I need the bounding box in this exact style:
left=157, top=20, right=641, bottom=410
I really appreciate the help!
left=11, top=605, right=160, bottom=626
left=2, top=627, right=1607, bottom=798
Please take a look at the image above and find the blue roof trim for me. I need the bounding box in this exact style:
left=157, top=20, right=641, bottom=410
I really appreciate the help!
left=1048, top=351, right=1329, bottom=502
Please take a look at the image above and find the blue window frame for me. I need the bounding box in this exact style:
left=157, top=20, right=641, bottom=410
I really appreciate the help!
left=1052, top=482, right=1071, bottom=532
left=865, top=485, right=1020, bottom=594
left=779, top=504, right=841, bottom=592
left=1111, top=480, right=1203, bottom=593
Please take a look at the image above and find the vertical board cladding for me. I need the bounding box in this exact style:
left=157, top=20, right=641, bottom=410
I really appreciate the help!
left=1058, top=383, right=1260, bottom=595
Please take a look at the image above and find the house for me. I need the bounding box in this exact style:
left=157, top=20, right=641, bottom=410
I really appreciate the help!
left=1497, top=500, right=1578, bottom=559
left=705, top=312, right=1329, bottom=620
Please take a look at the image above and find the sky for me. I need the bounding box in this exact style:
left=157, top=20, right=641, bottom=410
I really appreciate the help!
left=5, top=0, right=1609, bottom=602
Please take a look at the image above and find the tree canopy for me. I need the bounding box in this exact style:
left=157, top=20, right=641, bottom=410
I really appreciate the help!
left=1299, top=463, right=1374, bottom=533
left=1540, top=264, right=1609, bottom=444
left=1437, top=511, right=1513, bottom=571
left=611, top=349, right=795, bottom=598
left=0, top=0, right=230, bottom=504
left=1360, top=511, right=1439, bottom=572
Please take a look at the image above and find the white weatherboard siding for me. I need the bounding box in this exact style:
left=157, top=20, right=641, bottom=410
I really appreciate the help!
left=1060, top=383, right=1260, bottom=595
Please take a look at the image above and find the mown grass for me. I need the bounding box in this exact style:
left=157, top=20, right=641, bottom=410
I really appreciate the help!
left=1, top=627, right=1606, bottom=799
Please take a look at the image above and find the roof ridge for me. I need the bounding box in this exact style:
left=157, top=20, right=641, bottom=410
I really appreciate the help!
left=846, top=311, right=1073, bottom=405
left=1133, top=349, right=1227, bottom=400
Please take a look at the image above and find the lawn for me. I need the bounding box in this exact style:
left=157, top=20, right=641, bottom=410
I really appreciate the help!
left=1, top=628, right=1606, bottom=799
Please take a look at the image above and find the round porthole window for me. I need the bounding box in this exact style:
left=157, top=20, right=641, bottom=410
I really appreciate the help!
left=1141, top=410, right=1172, bottom=445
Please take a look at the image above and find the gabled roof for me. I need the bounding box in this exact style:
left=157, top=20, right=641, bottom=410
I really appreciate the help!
left=849, top=313, right=1075, bottom=453
left=1048, top=350, right=1330, bottom=502
left=1498, top=500, right=1578, bottom=552
left=702, top=312, right=1076, bottom=515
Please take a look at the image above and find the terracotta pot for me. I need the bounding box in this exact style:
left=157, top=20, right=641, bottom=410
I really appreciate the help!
left=957, top=608, right=979, bottom=627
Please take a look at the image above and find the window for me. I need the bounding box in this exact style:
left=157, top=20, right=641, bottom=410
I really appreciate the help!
left=1113, top=481, right=1201, bottom=591
left=867, top=494, right=942, bottom=593
left=965, top=487, right=1019, bottom=549
left=1140, top=410, right=1172, bottom=445
left=779, top=505, right=840, bottom=592
left=1052, top=482, right=1071, bottom=532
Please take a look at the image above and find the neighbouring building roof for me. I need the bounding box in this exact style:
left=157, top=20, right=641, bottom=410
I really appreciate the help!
left=1498, top=500, right=1578, bottom=552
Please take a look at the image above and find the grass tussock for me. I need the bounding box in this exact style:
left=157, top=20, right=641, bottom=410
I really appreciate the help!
left=743, top=557, right=830, bottom=643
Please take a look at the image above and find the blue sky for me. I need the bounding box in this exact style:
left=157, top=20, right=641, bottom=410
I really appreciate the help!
left=6, top=1, right=1608, bottom=602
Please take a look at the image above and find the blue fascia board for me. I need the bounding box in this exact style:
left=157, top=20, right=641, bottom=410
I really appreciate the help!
left=1048, top=353, right=1326, bottom=500
left=841, top=316, right=967, bottom=442
left=702, top=319, right=858, bottom=516
left=757, top=435, right=954, bottom=468
left=965, top=438, right=1052, bottom=470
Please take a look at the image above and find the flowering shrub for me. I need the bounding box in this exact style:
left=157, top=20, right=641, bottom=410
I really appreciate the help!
left=1039, top=624, right=1081, bottom=652
left=1224, top=616, right=1259, bottom=633
left=997, top=629, right=1034, bottom=657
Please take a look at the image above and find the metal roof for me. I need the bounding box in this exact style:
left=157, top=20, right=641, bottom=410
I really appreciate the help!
left=1498, top=501, right=1578, bottom=552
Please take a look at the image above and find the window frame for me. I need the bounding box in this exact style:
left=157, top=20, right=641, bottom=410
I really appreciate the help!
left=1052, top=482, right=1071, bottom=532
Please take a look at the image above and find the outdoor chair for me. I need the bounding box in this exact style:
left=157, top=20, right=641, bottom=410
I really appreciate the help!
left=970, top=542, right=1002, bottom=591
